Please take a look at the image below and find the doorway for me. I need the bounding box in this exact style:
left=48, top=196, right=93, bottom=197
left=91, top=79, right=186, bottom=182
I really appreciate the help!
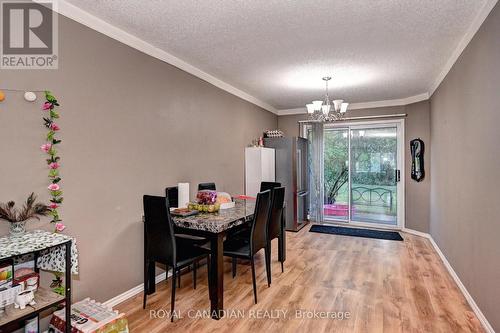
left=305, top=119, right=405, bottom=229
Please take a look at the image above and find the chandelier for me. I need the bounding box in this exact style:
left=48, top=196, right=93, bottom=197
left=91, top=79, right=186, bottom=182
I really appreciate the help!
left=306, top=76, right=349, bottom=121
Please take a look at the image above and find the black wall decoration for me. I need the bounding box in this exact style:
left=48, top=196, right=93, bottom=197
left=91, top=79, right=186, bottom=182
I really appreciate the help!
left=410, top=138, right=425, bottom=182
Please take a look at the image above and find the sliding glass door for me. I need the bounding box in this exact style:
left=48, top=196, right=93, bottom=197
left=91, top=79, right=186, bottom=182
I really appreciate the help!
left=310, top=120, right=404, bottom=228
left=350, top=126, right=398, bottom=226
left=323, top=128, right=349, bottom=222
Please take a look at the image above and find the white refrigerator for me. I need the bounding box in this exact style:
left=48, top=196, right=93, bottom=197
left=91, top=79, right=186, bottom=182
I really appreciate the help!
left=245, top=147, right=275, bottom=197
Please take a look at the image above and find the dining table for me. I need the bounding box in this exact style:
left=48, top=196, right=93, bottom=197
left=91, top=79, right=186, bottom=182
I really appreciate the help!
left=173, top=199, right=253, bottom=320
left=143, top=199, right=286, bottom=320
left=156, top=199, right=285, bottom=320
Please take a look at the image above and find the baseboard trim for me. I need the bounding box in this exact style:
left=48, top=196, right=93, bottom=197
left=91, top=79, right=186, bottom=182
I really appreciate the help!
left=426, top=236, right=495, bottom=333
left=402, top=228, right=495, bottom=333
left=402, top=227, right=431, bottom=239
left=103, top=229, right=494, bottom=332
left=103, top=271, right=169, bottom=308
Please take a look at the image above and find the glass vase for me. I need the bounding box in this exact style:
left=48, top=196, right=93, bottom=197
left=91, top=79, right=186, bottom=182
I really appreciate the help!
left=9, top=221, right=26, bottom=236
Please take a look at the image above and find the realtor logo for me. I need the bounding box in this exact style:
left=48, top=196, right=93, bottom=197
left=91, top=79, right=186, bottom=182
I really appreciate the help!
left=1, top=0, right=58, bottom=69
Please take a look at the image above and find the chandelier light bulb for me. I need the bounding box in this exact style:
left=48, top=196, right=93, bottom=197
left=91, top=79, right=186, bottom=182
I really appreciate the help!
left=340, top=102, right=349, bottom=113
left=306, top=104, right=315, bottom=114
left=333, top=99, right=344, bottom=112
left=312, top=100, right=323, bottom=111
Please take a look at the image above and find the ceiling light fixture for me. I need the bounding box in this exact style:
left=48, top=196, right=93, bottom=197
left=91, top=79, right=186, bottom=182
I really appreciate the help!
left=306, top=76, right=349, bottom=122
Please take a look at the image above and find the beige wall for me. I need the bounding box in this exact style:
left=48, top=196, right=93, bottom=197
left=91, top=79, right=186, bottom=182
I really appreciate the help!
left=278, top=101, right=431, bottom=233
left=0, top=15, right=277, bottom=302
left=429, top=3, right=500, bottom=330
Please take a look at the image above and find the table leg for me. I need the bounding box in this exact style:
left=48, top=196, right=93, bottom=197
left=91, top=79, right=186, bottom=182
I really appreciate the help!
left=65, top=242, right=72, bottom=333
left=209, top=233, right=224, bottom=319
left=33, top=252, right=40, bottom=274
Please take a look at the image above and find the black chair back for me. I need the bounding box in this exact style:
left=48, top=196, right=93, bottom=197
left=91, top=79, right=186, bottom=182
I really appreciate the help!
left=198, top=182, right=216, bottom=191
left=143, top=195, right=176, bottom=265
left=268, top=187, right=285, bottom=241
left=250, top=190, right=271, bottom=253
left=165, top=186, right=178, bottom=208
left=260, top=181, right=281, bottom=192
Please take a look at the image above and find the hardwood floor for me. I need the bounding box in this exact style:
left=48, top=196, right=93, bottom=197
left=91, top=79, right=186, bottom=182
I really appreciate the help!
left=117, top=226, right=484, bottom=333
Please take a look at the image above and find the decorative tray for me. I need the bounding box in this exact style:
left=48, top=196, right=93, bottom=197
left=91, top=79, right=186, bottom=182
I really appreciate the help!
left=170, top=208, right=199, bottom=217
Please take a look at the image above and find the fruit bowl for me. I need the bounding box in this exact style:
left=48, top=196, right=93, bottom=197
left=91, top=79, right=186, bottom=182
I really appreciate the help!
left=188, top=202, right=220, bottom=213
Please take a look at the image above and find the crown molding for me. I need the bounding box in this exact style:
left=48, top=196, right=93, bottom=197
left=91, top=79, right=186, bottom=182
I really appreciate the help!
left=429, top=0, right=498, bottom=96
left=53, top=0, right=496, bottom=116
left=277, top=93, right=429, bottom=116
left=54, top=0, right=278, bottom=114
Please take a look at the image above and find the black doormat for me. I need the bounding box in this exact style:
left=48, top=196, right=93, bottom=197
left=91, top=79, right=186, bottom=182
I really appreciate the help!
left=309, top=225, right=403, bottom=241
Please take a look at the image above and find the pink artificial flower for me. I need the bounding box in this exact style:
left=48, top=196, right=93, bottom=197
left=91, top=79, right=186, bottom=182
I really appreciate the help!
left=49, top=203, right=59, bottom=209
left=49, top=162, right=60, bottom=169
left=48, top=183, right=60, bottom=191
left=40, top=143, right=52, bottom=153
left=42, top=102, right=53, bottom=111
left=55, top=223, right=66, bottom=232
left=50, top=123, right=60, bottom=131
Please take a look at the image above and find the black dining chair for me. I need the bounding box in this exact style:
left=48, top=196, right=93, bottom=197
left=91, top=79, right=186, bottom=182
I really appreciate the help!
left=165, top=187, right=208, bottom=287
left=166, top=186, right=206, bottom=247
left=266, top=187, right=286, bottom=279
left=260, top=181, right=281, bottom=192
left=165, top=186, right=178, bottom=208
left=223, top=190, right=271, bottom=304
left=228, top=182, right=281, bottom=239
left=143, top=195, right=209, bottom=321
left=198, top=182, right=216, bottom=191
left=166, top=186, right=206, bottom=243
left=228, top=186, right=286, bottom=279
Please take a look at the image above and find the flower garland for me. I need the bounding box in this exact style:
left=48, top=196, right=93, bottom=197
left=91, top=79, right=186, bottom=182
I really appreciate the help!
left=40, top=91, right=66, bottom=233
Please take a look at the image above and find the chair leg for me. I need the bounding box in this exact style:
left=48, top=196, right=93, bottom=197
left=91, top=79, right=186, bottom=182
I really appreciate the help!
left=143, top=260, right=148, bottom=309
left=250, top=256, right=257, bottom=304
left=177, top=268, right=181, bottom=288
left=232, top=257, right=237, bottom=278
left=278, top=234, right=285, bottom=273
left=265, top=245, right=271, bottom=287
left=193, top=260, right=197, bottom=289
left=171, top=267, right=177, bottom=322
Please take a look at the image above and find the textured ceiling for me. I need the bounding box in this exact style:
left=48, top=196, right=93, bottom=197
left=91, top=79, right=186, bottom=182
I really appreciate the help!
left=66, top=0, right=488, bottom=110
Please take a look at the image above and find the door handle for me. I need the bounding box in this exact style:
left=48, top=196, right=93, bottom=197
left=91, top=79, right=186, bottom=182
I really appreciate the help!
left=395, top=170, right=401, bottom=183
left=297, top=191, right=309, bottom=197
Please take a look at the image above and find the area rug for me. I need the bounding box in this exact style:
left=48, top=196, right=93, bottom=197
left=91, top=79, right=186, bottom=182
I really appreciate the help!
left=309, top=225, right=403, bottom=241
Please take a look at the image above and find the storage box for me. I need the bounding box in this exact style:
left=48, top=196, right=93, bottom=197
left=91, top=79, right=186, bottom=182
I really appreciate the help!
left=48, top=298, right=129, bottom=333
left=13, top=272, right=39, bottom=292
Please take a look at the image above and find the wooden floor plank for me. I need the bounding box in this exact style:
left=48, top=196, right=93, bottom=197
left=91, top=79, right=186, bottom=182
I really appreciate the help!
left=116, top=227, right=485, bottom=333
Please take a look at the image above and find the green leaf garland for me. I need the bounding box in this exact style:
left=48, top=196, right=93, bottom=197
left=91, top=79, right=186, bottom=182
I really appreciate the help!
left=41, top=91, right=65, bottom=233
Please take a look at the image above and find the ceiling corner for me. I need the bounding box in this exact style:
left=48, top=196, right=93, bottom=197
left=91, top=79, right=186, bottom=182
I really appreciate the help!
left=429, top=0, right=498, bottom=96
